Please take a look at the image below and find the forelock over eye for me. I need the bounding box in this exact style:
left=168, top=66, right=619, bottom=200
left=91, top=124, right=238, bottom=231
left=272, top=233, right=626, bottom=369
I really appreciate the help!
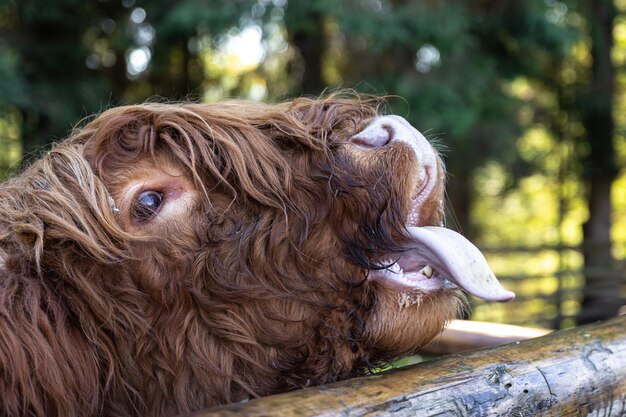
left=133, top=190, right=164, bottom=222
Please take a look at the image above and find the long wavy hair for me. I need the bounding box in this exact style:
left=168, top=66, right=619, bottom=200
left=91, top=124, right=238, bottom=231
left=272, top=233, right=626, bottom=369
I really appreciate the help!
left=0, top=94, right=462, bottom=416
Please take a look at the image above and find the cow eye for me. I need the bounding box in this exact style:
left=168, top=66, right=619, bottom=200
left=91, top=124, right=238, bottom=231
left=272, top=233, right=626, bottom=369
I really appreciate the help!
left=133, top=191, right=164, bottom=222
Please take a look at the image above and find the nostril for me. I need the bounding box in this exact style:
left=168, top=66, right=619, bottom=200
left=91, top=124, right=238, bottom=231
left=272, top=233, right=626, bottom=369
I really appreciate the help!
left=350, top=123, right=395, bottom=148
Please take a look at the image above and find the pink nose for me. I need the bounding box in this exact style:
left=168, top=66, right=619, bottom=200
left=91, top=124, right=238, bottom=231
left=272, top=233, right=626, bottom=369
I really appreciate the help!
left=350, top=116, right=437, bottom=170
left=350, top=121, right=395, bottom=147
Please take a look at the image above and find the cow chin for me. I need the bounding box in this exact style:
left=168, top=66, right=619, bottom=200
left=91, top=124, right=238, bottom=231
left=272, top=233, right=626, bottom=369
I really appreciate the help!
left=365, top=283, right=466, bottom=356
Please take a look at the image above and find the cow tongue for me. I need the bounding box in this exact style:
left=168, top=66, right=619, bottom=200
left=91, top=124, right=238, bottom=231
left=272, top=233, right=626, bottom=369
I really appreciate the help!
left=404, top=226, right=515, bottom=302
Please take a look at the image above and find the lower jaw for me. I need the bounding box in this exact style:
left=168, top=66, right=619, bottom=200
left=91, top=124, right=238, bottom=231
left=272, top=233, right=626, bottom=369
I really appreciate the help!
left=364, top=287, right=467, bottom=355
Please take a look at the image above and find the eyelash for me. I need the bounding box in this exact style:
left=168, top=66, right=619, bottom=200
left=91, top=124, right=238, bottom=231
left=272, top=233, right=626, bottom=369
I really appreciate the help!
left=132, top=190, right=164, bottom=222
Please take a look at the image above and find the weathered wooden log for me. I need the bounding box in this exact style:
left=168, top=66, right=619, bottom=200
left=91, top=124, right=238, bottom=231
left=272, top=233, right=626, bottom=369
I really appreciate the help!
left=422, top=320, right=553, bottom=355
left=184, top=316, right=626, bottom=417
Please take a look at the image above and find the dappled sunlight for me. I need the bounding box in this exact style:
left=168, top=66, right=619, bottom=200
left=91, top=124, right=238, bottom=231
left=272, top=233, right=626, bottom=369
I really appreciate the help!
left=473, top=170, right=564, bottom=247
left=470, top=109, right=592, bottom=328
left=0, top=110, right=21, bottom=180
left=204, top=25, right=265, bottom=76
left=201, top=18, right=292, bottom=100
left=612, top=173, right=626, bottom=258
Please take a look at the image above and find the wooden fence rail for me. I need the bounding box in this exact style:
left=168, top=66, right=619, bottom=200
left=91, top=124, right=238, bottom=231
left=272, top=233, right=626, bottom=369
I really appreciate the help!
left=184, top=315, right=626, bottom=417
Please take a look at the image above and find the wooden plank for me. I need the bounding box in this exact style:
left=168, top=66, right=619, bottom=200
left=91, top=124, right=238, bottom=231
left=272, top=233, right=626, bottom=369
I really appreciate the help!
left=183, top=316, right=626, bottom=417
left=421, top=320, right=553, bottom=355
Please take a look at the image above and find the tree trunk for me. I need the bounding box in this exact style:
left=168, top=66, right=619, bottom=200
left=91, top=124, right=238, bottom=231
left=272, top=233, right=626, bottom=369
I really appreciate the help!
left=285, top=7, right=326, bottom=96
left=579, top=0, right=622, bottom=324
left=184, top=316, right=626, bottom=417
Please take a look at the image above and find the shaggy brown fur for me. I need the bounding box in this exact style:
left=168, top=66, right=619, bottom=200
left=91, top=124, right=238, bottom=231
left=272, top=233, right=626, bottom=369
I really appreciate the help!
left=0, top=95, right=464, bottom=416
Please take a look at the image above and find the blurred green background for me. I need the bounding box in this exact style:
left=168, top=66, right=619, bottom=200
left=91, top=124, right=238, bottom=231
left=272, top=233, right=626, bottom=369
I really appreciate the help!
left=0, top=0, right=624, bottom=329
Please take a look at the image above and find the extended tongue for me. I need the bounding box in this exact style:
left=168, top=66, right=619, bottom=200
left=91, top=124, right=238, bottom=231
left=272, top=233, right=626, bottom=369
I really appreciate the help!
left=406, top=226, right=515, bottom=302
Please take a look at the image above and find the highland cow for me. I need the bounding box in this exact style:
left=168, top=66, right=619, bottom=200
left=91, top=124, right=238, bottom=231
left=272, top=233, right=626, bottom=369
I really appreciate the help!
left=0, top=95, right=514, bottom=417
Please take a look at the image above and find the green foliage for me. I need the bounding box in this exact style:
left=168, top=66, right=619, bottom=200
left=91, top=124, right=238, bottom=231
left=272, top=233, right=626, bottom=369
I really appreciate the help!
left=154, top=0, right=247, bottom=37
left=0, top=50, right=25, bottom=107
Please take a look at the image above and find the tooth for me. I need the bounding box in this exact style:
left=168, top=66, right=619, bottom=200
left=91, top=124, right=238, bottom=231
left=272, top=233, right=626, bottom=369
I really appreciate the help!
left=420, top=265, right=433, bottom=278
